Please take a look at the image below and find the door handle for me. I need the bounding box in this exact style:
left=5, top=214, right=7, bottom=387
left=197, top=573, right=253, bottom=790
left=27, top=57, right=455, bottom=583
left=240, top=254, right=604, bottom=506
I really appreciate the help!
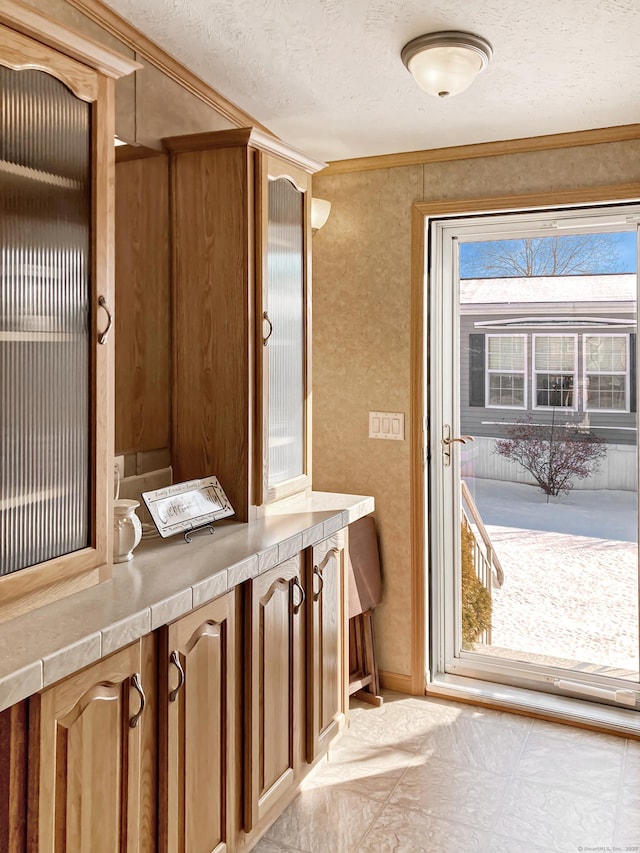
left=168, top=650, right=185, bottom=702
left=129, top=673, right=146, bottom=728
left=442, top=425, right=474, bottom=467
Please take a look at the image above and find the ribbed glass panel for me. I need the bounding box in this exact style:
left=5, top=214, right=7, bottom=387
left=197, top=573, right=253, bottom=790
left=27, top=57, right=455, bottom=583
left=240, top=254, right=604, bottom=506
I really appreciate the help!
left=1, top=67, right=91, bottom=576
left=267, top=178, right=305, bottom=488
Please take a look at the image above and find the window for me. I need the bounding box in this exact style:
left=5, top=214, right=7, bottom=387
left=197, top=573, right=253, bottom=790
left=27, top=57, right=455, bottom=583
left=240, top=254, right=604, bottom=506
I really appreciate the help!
left=533, top=335, right=576, bottom=409
left=584, top=335, right=629, bottom=412
left=486, top=335, right=526, bottom=408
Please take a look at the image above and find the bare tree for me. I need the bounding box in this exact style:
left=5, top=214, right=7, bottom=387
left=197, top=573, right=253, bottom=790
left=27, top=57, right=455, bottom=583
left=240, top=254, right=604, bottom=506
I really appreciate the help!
left=494, top=418, right=607, bottom=497
left=464, top=234, right=623, bottom=278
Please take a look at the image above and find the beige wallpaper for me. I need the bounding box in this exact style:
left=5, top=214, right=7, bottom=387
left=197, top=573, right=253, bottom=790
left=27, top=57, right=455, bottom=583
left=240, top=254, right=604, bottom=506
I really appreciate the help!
left=313, top=139, right=640, bottom=679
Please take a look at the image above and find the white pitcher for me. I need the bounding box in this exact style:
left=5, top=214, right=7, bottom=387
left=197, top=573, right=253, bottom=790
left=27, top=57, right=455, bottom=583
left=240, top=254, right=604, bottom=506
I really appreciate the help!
left=113, top=499, right=143, bottom=563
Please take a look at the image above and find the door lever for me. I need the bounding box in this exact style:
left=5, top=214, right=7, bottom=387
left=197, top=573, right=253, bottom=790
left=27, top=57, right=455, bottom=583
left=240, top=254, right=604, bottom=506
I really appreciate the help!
left=441, top=425, right=474, bottom=467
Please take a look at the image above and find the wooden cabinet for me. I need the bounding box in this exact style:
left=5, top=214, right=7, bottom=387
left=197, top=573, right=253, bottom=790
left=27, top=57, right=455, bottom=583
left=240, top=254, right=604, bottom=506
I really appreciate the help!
left=243, top=555, right=306, bottom=834
left=165, top=128, right=324, bottom=521
left=158, top=591, right=239, bottom=853
left=27, top=637, right=156, bottom=853
left=0, top=701, right=28, bottom=853
left=306, top=532, right=348, bottom=762
left=0, top=1, right=139, bottom=623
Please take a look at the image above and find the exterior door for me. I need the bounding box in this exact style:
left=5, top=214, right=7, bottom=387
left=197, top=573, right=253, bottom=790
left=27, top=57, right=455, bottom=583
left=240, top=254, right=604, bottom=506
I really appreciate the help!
left=429, top=202, right=640, bottom=714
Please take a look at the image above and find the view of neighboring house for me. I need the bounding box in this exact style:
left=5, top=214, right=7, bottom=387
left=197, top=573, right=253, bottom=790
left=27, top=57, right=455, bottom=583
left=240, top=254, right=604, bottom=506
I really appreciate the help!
left=460, top=273, right=638, bottom=487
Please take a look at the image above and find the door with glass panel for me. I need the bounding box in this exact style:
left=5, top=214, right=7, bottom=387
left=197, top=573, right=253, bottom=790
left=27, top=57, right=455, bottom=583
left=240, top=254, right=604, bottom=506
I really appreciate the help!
left=429, top=203, right=640, bottom=710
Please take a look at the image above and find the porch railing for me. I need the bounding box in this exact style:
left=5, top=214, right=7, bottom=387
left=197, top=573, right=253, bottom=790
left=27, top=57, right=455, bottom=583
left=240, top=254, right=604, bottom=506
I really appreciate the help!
left=461, top=479, right=505, bottom=644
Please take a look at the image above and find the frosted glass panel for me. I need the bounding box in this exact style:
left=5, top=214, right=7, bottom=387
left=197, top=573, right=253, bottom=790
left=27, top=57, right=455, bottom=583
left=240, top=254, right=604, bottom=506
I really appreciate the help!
left=1, top=67, right=91, bottom=575
left=267, top=178, right=305, bottom=488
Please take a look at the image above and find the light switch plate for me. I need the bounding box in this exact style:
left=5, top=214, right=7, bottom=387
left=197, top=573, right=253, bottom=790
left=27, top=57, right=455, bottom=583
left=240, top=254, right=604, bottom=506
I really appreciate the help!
left=369, top=411, right=405, bottom=441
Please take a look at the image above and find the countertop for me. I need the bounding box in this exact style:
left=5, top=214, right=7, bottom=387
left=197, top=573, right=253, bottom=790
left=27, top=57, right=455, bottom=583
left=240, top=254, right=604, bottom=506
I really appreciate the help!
left=0, top=491, right=374, bottom=712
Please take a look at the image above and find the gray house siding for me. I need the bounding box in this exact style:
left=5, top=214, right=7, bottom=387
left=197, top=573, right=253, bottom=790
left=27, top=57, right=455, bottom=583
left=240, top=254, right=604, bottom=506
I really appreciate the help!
left=459, top=309, right=637, bottom=446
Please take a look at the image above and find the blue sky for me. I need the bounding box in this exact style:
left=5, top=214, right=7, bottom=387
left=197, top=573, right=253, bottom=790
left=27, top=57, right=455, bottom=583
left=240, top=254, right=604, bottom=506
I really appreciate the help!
left=460, top=231, right=637, bottom=278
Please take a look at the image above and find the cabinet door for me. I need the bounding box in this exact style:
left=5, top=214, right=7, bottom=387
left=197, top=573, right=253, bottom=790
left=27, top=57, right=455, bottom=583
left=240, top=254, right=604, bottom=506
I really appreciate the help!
left=0, top=701, right=27, bottom=853
left=244, top=555, right=305, bottom=831
left=0, top=24, right=115, bottom=622
left=306, top=532, right=348, bottom=762
left=159, top=591, right=238, bottom=853
left=28, top=638, right=156, bottom=853
left=257, top=154, right=312, bottom=506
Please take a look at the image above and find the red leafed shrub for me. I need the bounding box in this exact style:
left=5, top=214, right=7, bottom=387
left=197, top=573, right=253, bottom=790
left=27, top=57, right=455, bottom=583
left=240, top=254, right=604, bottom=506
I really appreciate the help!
left=494, top=418, right=607, bottom=497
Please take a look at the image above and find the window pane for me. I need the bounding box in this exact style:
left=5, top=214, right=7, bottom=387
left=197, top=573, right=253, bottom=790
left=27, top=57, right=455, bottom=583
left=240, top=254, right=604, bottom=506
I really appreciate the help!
left=536, top=373, right=574, bottom=407
left=586, top=336, right=627, bottom=372
left=488, top=336, right=524, bottom=370
left=535, top=336, right=575, bottom=371
left=489, top=374, right=524, bottom=407
left=587, top=375, right=626, bottom=410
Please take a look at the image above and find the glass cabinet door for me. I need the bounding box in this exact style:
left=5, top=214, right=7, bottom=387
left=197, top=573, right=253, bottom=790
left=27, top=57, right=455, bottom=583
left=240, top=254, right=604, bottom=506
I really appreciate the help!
left=0, top=64, right=92, bottom=575
left=265, top=176, right=306, bottom=492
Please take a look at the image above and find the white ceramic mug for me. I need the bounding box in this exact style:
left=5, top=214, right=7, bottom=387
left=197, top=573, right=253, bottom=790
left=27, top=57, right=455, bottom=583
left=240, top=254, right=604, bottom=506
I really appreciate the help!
left=113, top=499, right=143, bottom=563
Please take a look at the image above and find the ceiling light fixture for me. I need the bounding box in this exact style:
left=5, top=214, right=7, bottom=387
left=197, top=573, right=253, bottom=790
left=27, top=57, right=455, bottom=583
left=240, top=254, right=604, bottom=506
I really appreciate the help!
left=401, top=30, right=493, bottom=98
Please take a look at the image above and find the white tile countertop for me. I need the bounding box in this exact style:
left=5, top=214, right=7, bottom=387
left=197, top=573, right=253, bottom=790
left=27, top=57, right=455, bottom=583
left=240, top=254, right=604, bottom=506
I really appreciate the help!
left=0, top=491, right=374, bottom=712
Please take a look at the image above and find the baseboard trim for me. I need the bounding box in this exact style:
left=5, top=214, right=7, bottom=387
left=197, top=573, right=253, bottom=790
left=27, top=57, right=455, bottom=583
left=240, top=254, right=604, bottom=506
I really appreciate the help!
left=378, top=670, right=415, bottom=694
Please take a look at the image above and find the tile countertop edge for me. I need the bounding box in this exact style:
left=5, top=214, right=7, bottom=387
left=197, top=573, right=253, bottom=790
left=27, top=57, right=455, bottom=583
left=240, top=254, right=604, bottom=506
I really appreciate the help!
left=0, top=492, right=374, bottom=712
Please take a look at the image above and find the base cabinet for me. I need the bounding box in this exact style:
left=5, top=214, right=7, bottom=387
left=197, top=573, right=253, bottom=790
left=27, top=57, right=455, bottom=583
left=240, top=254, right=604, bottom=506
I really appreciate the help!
left=306, top=532, right=348, bottom=762
left=244, top=556, right=305, bottom=835
left=159, top=590, right=239, bottom=853
left=27, top=637, right=157, bottom=853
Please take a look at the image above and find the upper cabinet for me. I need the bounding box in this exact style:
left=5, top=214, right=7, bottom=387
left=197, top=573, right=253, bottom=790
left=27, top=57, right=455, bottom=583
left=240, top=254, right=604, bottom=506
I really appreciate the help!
left=164, top=128, right=325, bottom=521
left=0, top=0, right=139, bottom=622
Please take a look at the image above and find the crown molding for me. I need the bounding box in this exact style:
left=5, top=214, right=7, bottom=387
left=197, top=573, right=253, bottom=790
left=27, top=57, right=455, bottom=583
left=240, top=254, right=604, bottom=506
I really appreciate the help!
left=324, top=124, right=640, bottom=176
left=64, top=0, right=273, bottom=134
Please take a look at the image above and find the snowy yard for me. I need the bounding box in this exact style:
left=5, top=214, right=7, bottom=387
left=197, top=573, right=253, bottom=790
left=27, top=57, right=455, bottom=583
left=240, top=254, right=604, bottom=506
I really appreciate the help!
left=466, top=477, right=639, bottom=677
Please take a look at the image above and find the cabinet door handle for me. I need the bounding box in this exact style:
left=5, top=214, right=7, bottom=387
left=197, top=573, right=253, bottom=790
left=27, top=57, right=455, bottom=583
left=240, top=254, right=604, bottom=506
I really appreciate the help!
left=291, top=576, right=305, bottom=614
left=312, top=564, right=324, bottom=599
left=262, top=311, right=273, bottom=347
left=97, top=295, right=113, bottom=345
left=129, top=673, right=146, bottom=728
left=169, top=650, right=185, bottom=703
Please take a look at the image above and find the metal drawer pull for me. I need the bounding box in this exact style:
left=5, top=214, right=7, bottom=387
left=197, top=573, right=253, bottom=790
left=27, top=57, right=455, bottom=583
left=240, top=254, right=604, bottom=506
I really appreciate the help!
left=291, top=576, right=306, bottom=613
left=313, top=564, right=324, bottom=599
left=262, top=311, right=273, bottom=346
left=169, top=650, right=185, bottom=702
left=98, top=295, right=113, bottom=345
left=129, top=673, right=146, bottom=728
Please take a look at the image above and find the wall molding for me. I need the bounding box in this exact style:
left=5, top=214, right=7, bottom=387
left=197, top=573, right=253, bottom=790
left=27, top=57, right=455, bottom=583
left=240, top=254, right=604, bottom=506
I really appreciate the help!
left=378, top=670, right=415, bottom=694
left=325, top=124, right=640, bottom=176
left=65, top=0, right=272, bottom=134
left=410, top=182, right=640, bottom=701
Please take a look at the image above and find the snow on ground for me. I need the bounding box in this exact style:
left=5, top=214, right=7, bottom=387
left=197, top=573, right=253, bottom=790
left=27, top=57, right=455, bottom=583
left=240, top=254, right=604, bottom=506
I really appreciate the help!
left=466, top=477, right=639, bottom=676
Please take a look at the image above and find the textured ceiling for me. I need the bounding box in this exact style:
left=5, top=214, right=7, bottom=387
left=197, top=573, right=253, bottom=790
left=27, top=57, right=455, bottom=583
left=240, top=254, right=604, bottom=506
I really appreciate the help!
left=104, top=0, right=640, bottom=162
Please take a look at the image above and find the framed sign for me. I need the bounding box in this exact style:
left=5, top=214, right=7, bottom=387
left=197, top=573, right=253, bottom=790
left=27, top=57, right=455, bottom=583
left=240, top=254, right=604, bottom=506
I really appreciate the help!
left=142, top=476, right=234, bottom=539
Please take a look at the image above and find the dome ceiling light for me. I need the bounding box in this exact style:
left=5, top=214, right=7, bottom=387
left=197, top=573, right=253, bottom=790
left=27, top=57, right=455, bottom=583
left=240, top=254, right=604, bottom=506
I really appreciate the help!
left=401, top=31, right=493, bottom=98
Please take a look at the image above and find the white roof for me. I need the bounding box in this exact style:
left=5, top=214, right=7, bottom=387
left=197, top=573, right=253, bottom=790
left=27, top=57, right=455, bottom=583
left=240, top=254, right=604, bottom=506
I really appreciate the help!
left=461, top=274, right=636, bottom=305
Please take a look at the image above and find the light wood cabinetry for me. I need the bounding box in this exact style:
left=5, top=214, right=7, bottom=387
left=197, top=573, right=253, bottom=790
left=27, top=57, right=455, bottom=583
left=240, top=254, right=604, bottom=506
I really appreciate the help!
left=0, top=1, right=139, bottom=623
left=27, top=635, right=156, bottom=852
left=158, top=590, right=239, bottom=853
left=243, top=555, right=306, bottom=834
left=0, top=701, right=27, bottom=853
left=306, top=532, right=348, bottom=762
left=164, top=128, right=324, bottom=522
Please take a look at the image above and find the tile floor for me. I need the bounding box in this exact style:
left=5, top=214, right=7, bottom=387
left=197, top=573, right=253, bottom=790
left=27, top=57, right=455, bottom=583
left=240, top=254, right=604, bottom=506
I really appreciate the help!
left=253, top=691, right=640, bottom=853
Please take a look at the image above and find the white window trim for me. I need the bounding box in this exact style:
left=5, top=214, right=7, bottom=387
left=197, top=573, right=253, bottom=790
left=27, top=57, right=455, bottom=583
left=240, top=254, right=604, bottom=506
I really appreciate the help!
left=485, top=333, right=527, bottom=410
left=583, top=332, right=630, bottom=414
left=532, top=333, right=578, bottom=412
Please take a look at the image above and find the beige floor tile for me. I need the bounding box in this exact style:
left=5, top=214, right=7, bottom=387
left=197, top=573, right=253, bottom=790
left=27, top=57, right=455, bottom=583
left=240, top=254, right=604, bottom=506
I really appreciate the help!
left=485, top=834, right=557, bottom=853
left=615, top=798, right=640, bottom=847
left=417, top=708, right=531, bottom=774
left=517, top=724, right=625, bottom=802
left=264, top=786, right=382, bottom=853
left=346, top=701, right=449, bottom=753
left=622, top=740, right=640, bottom=807
left=358, top=802, right=489, bottom=853
left=495, top=777, right=617, bottom=852
left=388, top=754, right=509, bottom=831
left=303, top=737, right=414, bottom=801
left=252, top=841, right=304, bottom=853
